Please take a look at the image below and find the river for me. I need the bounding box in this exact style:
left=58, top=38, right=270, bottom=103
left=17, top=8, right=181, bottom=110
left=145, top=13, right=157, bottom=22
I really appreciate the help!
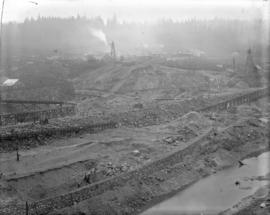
left=141, top=151, right=270, bottom=215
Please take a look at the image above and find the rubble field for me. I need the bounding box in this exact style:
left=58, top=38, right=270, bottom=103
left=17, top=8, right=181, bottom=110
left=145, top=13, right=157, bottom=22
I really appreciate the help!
left=0, top=99, right=269, bottom=215
left=49, top=103, right=269, bottom=215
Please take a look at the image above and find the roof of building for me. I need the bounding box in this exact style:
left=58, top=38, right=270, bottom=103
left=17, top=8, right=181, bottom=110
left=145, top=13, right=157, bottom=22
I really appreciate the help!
left=2, top=79, right=19, bottom=87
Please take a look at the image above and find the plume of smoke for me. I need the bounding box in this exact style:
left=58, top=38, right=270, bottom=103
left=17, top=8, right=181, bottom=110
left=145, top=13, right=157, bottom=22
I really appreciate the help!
left=90, top=28, right=108, bottom=46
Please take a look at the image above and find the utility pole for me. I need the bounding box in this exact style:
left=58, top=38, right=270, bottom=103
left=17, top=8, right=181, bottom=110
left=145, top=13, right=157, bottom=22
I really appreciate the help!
left=110, top=41, right=116, bottom=60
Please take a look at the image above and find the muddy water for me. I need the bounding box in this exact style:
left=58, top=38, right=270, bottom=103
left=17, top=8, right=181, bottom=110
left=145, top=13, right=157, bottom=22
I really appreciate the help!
left=142, top=151, right=270, bottom=215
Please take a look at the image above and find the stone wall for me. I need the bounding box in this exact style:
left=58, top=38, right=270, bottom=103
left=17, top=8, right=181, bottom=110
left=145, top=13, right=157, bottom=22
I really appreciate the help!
left=0, top=121, right=117, bottom=151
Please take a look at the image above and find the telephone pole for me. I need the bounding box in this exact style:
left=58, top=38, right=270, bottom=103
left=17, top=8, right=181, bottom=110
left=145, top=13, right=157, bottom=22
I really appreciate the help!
left=110, top=41, right=116, bottom=60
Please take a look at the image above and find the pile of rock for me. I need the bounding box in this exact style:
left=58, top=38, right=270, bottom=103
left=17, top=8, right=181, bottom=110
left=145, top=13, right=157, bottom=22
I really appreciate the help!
left=83, top=168, right=97, bottom=184
left=102, top=162, right=130, bottom=177
left=163, top=136, right=179, bottom=145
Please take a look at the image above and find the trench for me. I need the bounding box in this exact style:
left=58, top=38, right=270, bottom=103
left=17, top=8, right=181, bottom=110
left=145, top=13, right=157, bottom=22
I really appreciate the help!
left=142, top=151, right=270, bottom=215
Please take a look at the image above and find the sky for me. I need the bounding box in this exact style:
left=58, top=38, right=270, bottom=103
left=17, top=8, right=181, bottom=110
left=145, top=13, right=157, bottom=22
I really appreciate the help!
left=1, top=0, right=269, bottom=23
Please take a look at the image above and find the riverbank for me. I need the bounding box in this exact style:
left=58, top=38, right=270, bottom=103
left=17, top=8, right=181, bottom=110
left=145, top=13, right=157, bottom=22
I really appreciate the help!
left=233, top=187, right=270, bottom=215
left=142, top=151, right=270, bottom=215
left=220, top=175, right=270, bottom=215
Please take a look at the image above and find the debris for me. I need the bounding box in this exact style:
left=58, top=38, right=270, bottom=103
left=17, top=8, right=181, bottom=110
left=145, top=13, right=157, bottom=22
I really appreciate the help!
left=260, top=202, right=266, bottom=208
left=132, top=150, right=140, bottom=156
left=238, top=160, right=245, bottom=167
left=155, top=176, right=165, bottom=182
left=102, top=162, right=130, bottom=177
left=235, top=181, right=240, bottom=186
left=163, top=137, right=175, bottom=144
left=259, top=118, right=268, bottom=123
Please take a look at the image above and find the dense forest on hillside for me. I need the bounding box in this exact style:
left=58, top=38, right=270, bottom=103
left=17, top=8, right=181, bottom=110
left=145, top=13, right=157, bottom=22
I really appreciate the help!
left=1, top=16, right=267, bottom=58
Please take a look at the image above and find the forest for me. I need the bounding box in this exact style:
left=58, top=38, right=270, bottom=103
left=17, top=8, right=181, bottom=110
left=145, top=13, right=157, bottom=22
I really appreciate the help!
left=1, top=16, right=267, bottom=58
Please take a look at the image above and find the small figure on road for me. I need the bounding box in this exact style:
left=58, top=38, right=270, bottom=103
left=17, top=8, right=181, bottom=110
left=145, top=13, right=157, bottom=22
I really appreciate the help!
left=16, top=149, right=20, bottom=162
left=16, top=142, right=20, bottom=162
left=26, top=201, right=29, bottom=215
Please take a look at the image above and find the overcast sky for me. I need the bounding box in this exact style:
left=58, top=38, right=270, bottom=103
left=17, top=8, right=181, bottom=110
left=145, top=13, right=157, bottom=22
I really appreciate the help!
left=2, top=0, right=269, bottom=23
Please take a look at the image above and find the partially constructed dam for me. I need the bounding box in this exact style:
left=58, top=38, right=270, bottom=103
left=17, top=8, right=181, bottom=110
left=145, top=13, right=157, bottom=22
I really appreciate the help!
left=0, top=7, right=269, bottom=214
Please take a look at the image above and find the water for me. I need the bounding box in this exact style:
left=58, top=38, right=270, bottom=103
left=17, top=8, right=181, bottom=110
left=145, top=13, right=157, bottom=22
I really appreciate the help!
left=142, top=151, right=270, bottom=215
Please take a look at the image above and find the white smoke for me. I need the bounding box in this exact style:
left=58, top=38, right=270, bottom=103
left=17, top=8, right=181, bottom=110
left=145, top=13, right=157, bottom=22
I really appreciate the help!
left=90, top=28, right=108, bottom=46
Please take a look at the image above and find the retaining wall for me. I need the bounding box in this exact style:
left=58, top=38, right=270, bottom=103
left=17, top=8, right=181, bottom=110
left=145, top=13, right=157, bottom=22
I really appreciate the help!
left=0, top=129, right=211, bottom=215
left=0, top=121, right=117, bottom=151
left=0, top=106, right=76, bottom=126
left=198, top=87, right=269, bottom=112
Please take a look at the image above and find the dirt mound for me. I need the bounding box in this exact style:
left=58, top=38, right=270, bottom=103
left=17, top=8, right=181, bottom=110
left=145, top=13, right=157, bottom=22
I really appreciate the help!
left=74, top=63, right=210, bottom=94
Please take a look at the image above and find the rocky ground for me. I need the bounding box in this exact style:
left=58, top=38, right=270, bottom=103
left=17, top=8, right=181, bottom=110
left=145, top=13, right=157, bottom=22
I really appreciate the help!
left=0, top=98, right=267, bottom=214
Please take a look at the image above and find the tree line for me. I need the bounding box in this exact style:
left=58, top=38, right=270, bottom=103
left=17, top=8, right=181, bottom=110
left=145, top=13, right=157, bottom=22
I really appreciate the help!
left=1, top=16, right=267, bottom=58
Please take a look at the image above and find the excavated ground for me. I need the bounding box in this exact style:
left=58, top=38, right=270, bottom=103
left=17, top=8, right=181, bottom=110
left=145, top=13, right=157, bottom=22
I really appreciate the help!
left=0, top=98, right=268, bottom=214
left=1, top=62, right=260, bottom=151
left=50, top=116, right=268, bottom=215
